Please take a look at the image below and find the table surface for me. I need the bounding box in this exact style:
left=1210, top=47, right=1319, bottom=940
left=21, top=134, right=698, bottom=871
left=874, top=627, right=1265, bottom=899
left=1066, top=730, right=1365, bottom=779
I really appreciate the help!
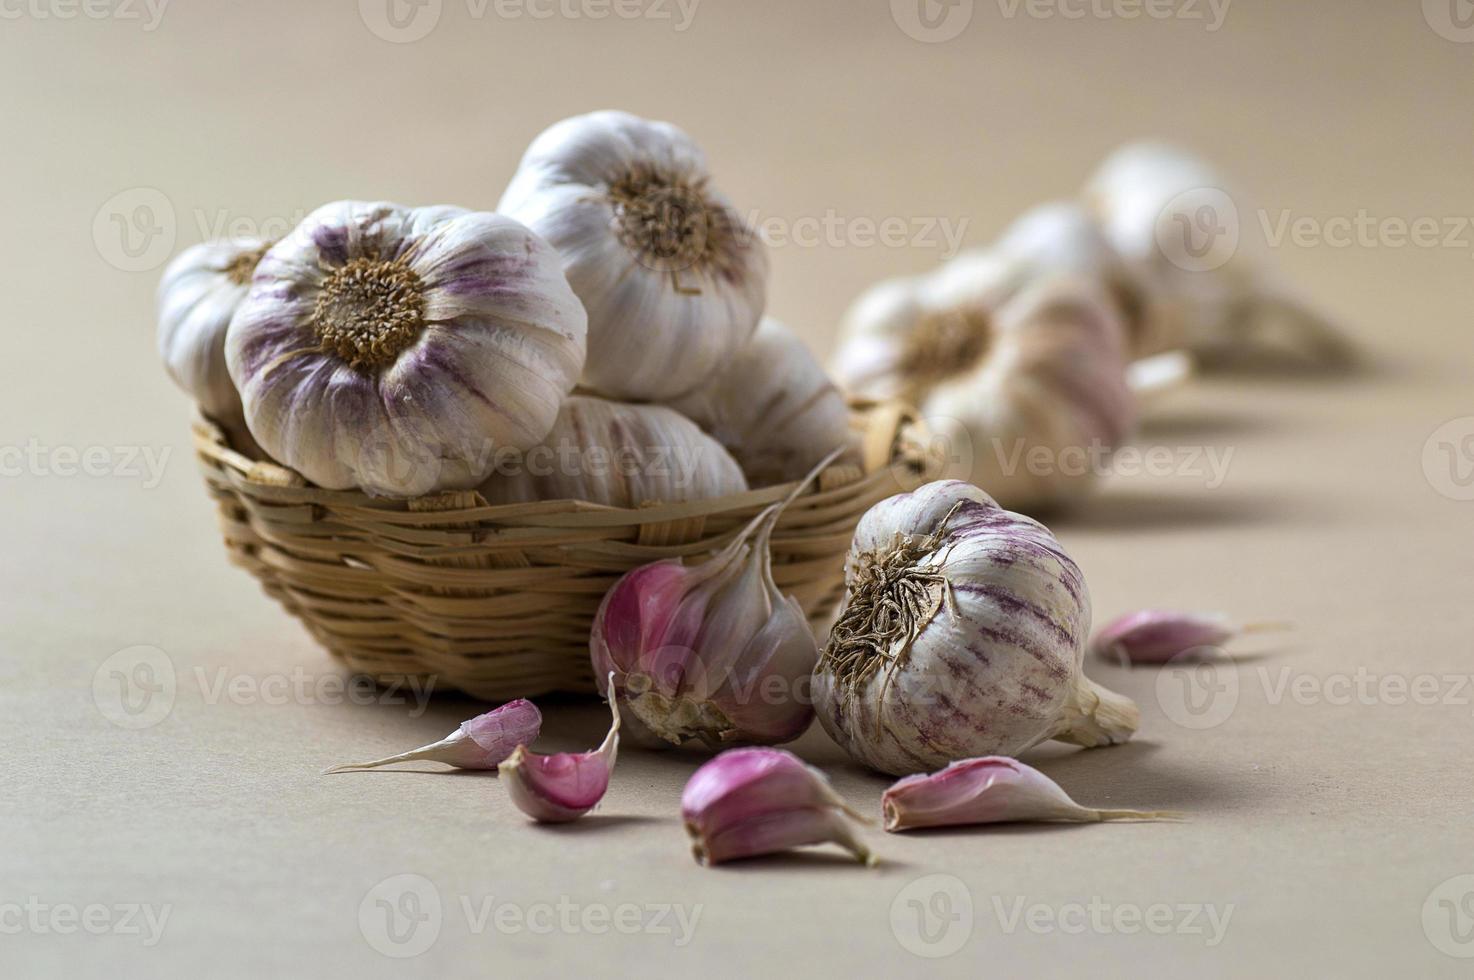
left=5, top=1, right=1473, bottom=976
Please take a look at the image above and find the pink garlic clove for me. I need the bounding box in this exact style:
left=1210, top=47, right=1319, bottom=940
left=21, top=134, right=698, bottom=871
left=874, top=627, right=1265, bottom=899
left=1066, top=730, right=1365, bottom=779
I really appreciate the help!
left=324, top=699, right=541, bottom=773
left=1090, top=610, right=1290, bottom=665
left=882, top=756, right=1180, bottom=832
left=681, top=748, right=875, bottom=866
left=499, top=675, right=620, bottom=823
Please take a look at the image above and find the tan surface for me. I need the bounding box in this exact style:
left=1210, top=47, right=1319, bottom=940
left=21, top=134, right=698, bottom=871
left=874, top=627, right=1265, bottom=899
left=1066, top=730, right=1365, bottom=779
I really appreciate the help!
left=5, top=1, right=1473, bottom=976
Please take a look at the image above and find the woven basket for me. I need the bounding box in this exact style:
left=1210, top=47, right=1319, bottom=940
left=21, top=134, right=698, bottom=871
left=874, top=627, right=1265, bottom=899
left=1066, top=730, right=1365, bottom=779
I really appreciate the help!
left=192, top=400, right=930, bottom=701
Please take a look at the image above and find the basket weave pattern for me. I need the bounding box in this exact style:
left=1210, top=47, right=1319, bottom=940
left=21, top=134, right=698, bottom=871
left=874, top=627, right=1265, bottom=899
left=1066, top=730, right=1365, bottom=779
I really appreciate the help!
left=193, top=401, right=928, bottom=700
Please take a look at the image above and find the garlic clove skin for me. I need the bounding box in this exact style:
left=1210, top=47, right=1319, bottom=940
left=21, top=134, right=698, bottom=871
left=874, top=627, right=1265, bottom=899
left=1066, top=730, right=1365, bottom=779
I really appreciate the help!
left=157, top=238, right=271, bottom=429
left=813, top=480, right=1138, bottom=777
left=499, top=676, right=620, bottom=823
left=668, top=317, right=855, bottom=487
left=681, top=748, right=874, bottom=866
left=225, top=200, right=587, bottom=498
left=477, top=396, right=747, bottom=507
left=882, top=756, right=1180, bottom=831
left=1091, top=609, right=1290, bottom=664
left=324, top=698, right=542, bottom=773
left=498, top=110, right=769, bottom=402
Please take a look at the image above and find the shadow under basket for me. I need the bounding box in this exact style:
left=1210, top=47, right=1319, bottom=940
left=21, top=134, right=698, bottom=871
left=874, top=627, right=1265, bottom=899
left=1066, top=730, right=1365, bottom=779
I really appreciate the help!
left=192, top=400, right=933, bottom=701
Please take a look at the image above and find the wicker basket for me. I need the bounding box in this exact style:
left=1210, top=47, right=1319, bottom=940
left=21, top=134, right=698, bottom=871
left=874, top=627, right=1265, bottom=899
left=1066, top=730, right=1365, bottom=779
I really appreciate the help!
left=192, top=399, right=930, bottom=700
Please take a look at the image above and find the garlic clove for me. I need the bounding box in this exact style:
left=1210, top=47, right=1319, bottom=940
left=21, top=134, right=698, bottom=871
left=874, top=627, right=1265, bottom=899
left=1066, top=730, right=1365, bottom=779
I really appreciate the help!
left=882, top=756, right=1181, bottom=831
left=499, top=675, right=620, bottom=823
left=1091, top=609, right=1291, bottom=665
left=681, top=748, right=875, bottom=866
left=324, top=699, right=541, bottom=773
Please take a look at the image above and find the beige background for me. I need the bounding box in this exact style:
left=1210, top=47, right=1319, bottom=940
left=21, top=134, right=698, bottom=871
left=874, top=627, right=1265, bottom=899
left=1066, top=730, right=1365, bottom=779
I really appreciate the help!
left=5, top=0, right=1474, bottom=976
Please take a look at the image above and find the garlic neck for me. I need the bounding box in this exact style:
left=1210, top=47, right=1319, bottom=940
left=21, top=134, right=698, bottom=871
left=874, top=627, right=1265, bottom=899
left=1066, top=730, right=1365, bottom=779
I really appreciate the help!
left=312, top=257, right=427, bottom=370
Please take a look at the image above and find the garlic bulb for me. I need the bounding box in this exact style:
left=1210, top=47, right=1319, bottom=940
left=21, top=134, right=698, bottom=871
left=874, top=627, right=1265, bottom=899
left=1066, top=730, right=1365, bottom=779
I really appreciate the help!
left=1085, top=142, right=1353, bottom=368
left=225, top=200, right=587, bottom=498
left=813, top=480, right=1138, bottom=777
left=478, top=395, right=746, bottom=507
left=156, top=237, right=271, bottom=427
left=835, top=271, right=1135, bottom=511
left=669, top=317, right=854, bottom=487
left=498, top=110, right=769, bottom=401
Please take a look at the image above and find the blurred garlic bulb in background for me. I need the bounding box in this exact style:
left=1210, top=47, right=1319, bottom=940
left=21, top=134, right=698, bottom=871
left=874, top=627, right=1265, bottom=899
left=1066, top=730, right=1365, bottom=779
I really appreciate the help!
left=499, top=110, right=769, bottom=401
left=226, top=200, right=586, bottom=498
left=669, top=317, right=854, bottom=487
left=478, top=396, right=747, bottom=508
left=157, top=238, right=270, bottom=429
left=1086, top=141, right=1353, bottom=368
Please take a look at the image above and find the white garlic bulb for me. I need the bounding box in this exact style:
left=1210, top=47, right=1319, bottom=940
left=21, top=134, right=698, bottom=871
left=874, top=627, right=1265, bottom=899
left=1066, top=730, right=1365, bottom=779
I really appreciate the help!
left=498, top=110, right=769, bottom=402
left=478, top=396, right=747, bottom=508
left=813, top=480, right=1138, bottom=777
left=1086, top=142, right=1353, bottom=367
left=226, top=200, right=587, bottom=498
left=157, top=237, right=271, bottom=427
left=669, top=317, right=854, bottom=487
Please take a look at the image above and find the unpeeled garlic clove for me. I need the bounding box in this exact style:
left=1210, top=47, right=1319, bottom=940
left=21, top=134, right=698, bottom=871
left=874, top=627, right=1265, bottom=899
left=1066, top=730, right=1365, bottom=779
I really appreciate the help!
left=1091, top=609, right=1290, bottom=664
left=681, top=748, right=875, bottom=866
left=324, top=699, right=541, bottom=773
left=499, top=676, right=620, bottom=823
left=882, top=756, right=1180, bottom=831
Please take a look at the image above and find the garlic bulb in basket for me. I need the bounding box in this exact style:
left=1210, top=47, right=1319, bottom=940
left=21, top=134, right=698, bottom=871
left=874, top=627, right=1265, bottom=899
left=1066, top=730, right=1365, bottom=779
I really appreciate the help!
left=1085, top=141, right=1353, bottom=368
left=477, top=395, right=747, bottom=507
left=835, top=272, right=1135, bottom=511
left=157, top=237, right=271, bottom=428
left=669, top=317, right=853, bottom=487
left=498, top=110, right=769, bottom=401
left=225, top=200, right=587, bottom=498
left=813, top=480, right=1138, bottom=777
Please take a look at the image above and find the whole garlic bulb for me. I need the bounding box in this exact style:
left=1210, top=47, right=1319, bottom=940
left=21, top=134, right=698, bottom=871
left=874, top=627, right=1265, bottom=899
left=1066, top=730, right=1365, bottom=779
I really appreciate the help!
left=226, top=200, right=587, bottom=498
left=498, top=110, right=769, bottom=401
left=1085, top=142, right=1352, bottom=367
left=156, top=237, right=271, bottom=427
left=835, top=270, right=1135, bottom=511
left=812, top=480, right=1138, bottom=777
left=669, top=317, right=854, bottom=487
left=478, top=396, right=747, bottom=507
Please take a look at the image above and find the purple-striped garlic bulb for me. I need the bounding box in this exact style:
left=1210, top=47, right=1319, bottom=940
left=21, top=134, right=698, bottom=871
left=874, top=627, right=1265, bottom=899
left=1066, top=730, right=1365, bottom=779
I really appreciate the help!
left=225, top=200, right=587, bottom=498
left=499, top=110, right=768, bottom=402
left=812, top=480, right=1138, bottom=777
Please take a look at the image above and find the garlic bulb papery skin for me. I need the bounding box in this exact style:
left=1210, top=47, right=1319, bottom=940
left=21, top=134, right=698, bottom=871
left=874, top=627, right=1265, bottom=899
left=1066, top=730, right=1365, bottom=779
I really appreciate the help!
left=157, top=237, right=271, bottom=427
left=812, top=480, right=1139, bottom=777
left=681, top=748, right=875, bottom=866
left=498, top=110, right=769, bottom=401
left=324, top=699, right=541, bottom=773
left=1085, top=142, right=1354, bottom=368
left=499, top=675, right=620, bottom=823
left=477, top=396, right=747, bottom=507
left=225, top=200, right=587, bottom=498
left=882, top=756, right=1178, bottom=831
left=668, top=317, right=854, bottom=487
